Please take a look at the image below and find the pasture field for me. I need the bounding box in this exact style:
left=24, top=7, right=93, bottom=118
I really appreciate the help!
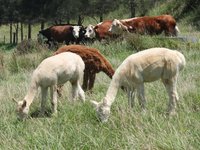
left=0, top=28, right=200, bottom=149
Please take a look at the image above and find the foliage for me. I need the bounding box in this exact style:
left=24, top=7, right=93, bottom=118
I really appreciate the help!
left=147, top=0, right=200, bottom=28
left=6, top=40, right=51, bottom=73
left=16, top=39, right=48, bottom=54
left=0, top=53, right=6, bottom=80
left=126, top=34, right=189, bottom=51
left=8, top=53, right=19, bottom=73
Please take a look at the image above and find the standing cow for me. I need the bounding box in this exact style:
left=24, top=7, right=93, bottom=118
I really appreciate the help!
left=38, top=25, right=86, bottom=47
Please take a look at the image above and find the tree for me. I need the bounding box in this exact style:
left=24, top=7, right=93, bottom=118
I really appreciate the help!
left=130, top=0, right=136, bottom=17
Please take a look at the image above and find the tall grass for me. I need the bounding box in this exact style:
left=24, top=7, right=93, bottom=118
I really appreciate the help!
left=0, top=36, right=200, bottom=149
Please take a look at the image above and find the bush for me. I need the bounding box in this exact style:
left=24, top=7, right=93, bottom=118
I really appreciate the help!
left=0, top=54, right=7, bottom=80
left=0, top=54, right=4, bottom=68
left=16, top=39, right=48, bottom=54
left=126, top=34, right=189, bottom=51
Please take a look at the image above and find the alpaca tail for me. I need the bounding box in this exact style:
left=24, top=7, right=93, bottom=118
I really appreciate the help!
left=176, top=51, right=186, bottom=71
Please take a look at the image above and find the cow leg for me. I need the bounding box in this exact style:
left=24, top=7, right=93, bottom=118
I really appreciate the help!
left=165, top=27, right=176, bottom=37
left=65, top=40, right=70, bottom=45
left=82, top=71, right=89, bottom=91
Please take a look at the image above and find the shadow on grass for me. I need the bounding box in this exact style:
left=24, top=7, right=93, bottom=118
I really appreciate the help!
left=0, top=43, right=16, bottom=52
left=30, top=108, right=52, bottom=118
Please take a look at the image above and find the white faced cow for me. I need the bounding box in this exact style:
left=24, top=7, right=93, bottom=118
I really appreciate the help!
left=85, top=20, right=114, bottom=40
left=85, top=24, right=96, bottom=39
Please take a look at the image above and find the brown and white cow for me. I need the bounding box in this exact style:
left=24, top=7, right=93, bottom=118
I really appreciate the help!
left=38, top=25, right=86, bottom=46
left=85, top=20, right=116, bottom=40
left=108, top=15, right=180, bottom=36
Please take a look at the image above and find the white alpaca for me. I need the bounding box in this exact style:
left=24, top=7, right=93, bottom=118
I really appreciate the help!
left=91, top=48, right=186, bottom=122
left=14, top=52, right=85, bottom=120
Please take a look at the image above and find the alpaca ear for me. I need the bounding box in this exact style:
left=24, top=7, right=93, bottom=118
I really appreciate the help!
left=90, top=100, right=100, bottom=109
left=22, top=101, right=27, bottom=108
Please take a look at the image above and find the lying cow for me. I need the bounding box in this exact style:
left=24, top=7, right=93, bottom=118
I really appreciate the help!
left=108, top=15, right=180, bottom=36
left=38, top=25, right=86, bottom=47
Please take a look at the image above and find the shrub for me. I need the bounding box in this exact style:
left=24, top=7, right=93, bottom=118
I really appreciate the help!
left=0, top=54, right=4, bottom=68
left=0, top=54, right=6, bottom=80
left=8, top=53, right=19, bottom=73
left=16, top=39, right=48, bottom=54
left=126, top=34, right=188, bottom=51
left=8, top=50, right=52, bottom=73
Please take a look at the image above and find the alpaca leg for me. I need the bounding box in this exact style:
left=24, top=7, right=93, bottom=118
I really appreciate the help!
left=82, top=71, right=89, bottom=91
left=137, top=83, right=146, bottom=111
left=57, top=84, right=63, bottom=97
left=77, top=82, right=85, bottom=102
left=40, top=87, right=48, bottom=115
left=162, top=77, right=178, bottom=115
left=128, top=88, right=135, bottom=108
left=50, top=85, right=58, bottom=114
left=88, top=73, right=96, bottom=91
left=71, top=80, right=79, bottom=101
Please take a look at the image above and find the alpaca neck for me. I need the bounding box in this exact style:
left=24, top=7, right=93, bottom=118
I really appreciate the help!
left=24, top=80, right=38, bottom=106
left=103, top=66, right=115, bottom=79
left=103, top=77, right=120, bottom=107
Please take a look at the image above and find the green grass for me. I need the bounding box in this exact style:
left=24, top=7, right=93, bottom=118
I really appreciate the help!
left=0, top=2, right=200, bottom=148
left=0, top=37, right=200, bottom=149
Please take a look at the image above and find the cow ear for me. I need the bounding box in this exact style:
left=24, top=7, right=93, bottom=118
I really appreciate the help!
left=69, top=26, right=74, bottom=31
left=94, top=26, right=98, bottom=30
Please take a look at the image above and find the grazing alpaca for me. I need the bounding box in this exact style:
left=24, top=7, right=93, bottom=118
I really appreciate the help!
left=13, top=52, right=85, bottom=120
left=91, top=48, right=186, bottom=122
left=54, top=45, right=115, bottom=91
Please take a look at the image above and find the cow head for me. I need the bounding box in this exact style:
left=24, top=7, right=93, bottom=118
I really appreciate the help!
left=37, top=30, right=48, bottom=43
left=85, top=24, right=96, bottom=39
left=91, top=100, right=111, bottom=122
left=72, top=26, right=81, bottom=39
left=108, top=19, right=129, bottom=35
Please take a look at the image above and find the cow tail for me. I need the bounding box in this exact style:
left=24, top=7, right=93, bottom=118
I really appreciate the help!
left=175, top=26, right=180, bottom=35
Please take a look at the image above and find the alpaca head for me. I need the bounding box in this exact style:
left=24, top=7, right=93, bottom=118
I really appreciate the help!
left=91, top=100, right=110, bottom=123
left=14, top=100, right=29, bottom=120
